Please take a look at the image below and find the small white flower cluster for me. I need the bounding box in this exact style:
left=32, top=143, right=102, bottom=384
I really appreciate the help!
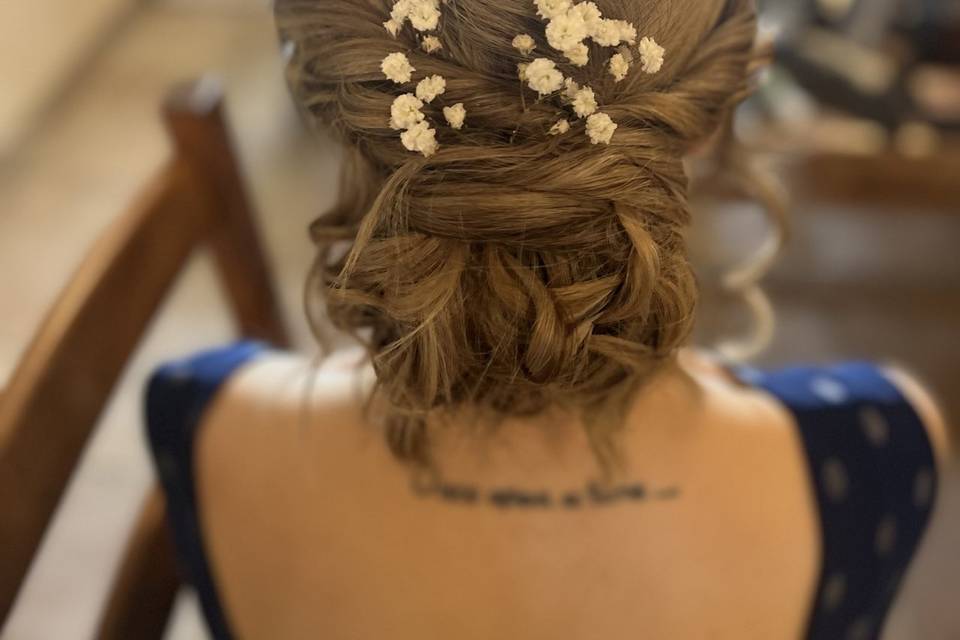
left=421, top=35, right=442, bottom=53
left=558, top=77, right=616, bottom=144
left=608, top=50, right=630, bottom=82
left=384, top=0, right=449, bottom=54
left=510, top=1, right=666, bottom=145
left=527, top=0, right=660, bottom=72
left=416, top=74, right=446, bottom=103
left=384, top=0, right=442, bottom=36
left=381, top=54, right=465, bottom=156
left=379, top=0, right=665, bottom=154
left=512, top=34, right=536, bottom=56
left=390, top=93, right=440, bottom=158
left=637, top=36, right=666, bottom=74
left=381, top=1, right=467, bottom=157
left=585, top=112, right=617, bottom=145
left=381, top=51, right=415, bottom=84
left=524, top=58, right=564, bottom=96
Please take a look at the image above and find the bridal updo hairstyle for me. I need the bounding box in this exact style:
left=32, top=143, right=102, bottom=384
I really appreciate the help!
left=275, top=0, right=758, bottom=464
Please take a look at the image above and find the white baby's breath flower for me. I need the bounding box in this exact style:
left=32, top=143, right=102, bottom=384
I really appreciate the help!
left=416, top=74, right=446, bottom=102
left=573, top=2, right=603, bottom=34
left=609, top=52, right=631, bottom=82
left=512, top=33, right=536, bottom=55
left=534, top=0, right=572, bottom=20
left=563, top=42, right=589, bottom=67
left=518, top=62, right=530, bottom=81
left=443, top=103, right=466, bottom=129
left=612, top=20, right=638, bottom=45
left=545, top=11, right=587, bottom=52
left=638, top=36, right=666, bottom=73
left=563, top=77, right=580, bottom=100
left=421, top=35, right=443, bottom=53
left=401, top=120, right=439, bottom=157
left=549, top=119, right=570, bottom=135
left=525, top=57, right=564, bottom=95
left=592, top=19, right=622, bottom=47
left=571, top=86, right=597, bottom=118
left=384, top=19, right=401, bottom=37
left=390, top=93, right=426, bottom=130
left=391, top=0, right=412, bottom=23
left=586, top=112, right=617, bottom=144
left=381, top=52, right=415, bottom=84
left=409, top=0, right=441, bottom=31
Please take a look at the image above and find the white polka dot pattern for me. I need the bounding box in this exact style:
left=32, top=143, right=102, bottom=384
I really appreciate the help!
left=846, top=616, right=873, bottom=640
left=810, top=376, right=849, bottom=404
left=821, top=458, right=850, bottom=503
left=913, top=468, right=935, bottom=508
left=821, top=573, right=847, bottom=612
left=874, top=516, right=898, bottom=557
left=859, top=406, right=890, bottom=447
left=730, top=362, right=939, bottom=639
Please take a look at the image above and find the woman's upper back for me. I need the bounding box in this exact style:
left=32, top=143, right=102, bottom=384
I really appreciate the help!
left=148, top=344, right=947, bottom=639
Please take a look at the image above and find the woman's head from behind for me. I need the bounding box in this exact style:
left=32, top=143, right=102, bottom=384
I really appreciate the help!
left=275, top=0, right=757, bottom=464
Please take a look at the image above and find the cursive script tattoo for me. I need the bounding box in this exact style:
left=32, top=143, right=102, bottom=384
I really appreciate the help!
left=411, top=472, right=680, bottom=509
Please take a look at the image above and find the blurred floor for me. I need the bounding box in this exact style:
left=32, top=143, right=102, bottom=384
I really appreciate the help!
left=0, top=1, right=957, bottom=639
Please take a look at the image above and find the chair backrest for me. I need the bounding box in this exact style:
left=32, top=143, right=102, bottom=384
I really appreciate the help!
left=792, top=144, right=960, bottom=210
left=0, top=76, right=291, bottom=639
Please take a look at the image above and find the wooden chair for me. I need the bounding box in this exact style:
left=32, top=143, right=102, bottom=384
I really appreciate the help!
left=789, top=144, right=960, bottom=210
left=0, top=76, right=291, bottom=638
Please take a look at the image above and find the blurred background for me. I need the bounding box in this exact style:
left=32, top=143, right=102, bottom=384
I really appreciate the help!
left=0, top=0, right=957, bottom=638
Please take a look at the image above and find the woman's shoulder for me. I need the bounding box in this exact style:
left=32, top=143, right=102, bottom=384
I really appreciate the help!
left=763, top=358, right=951, bottom=466
left=205, top=345, right=373, bottom=415
left=673, top=350, right=953, bottom=498
left=146, top=343, right=376, bottom=522
left=193, top=345, right=376, bottom=464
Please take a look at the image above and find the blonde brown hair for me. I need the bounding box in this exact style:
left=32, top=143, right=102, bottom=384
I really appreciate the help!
left=275, top=0, right=759, bottom=464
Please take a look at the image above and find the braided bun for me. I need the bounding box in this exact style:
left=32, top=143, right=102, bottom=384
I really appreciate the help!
left=276, top=0, right=758, bottom=464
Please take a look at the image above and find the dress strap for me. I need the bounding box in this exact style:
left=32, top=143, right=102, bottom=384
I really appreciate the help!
left=145, top=341, right=267, bottom=640
left=734, top=362, right=939, bottom=640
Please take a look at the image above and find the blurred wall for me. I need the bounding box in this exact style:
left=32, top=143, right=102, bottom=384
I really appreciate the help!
left=0, top=0, right=138, bottom=155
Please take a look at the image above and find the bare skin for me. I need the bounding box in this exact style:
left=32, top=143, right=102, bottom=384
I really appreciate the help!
left=194, top=349, right=950, bottom=640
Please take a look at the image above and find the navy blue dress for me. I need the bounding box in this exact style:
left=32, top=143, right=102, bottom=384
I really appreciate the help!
left=146, top=343, right=939, bottom=640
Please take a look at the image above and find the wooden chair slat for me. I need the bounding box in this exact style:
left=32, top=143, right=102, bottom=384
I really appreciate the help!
left=164, top=79, right=290, bottom=348
left=95, top=79, right=293, bottom=637
left=0, top=162, right=202, bottom=622
left=790, top=149, right=960, bottom=209
left=95, top=487, right=179, bottom=640
left=0, top=76, right=292, bottom=635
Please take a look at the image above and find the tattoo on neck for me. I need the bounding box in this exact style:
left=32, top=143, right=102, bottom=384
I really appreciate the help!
left=411, top=473, right=681, bottom=509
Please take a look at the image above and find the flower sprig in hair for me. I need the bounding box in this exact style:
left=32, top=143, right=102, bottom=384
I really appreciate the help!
left=421, top=35, right=443, bottom=53
left=549, top=119, right=571, bottom=135
left=638, top=36, right=666, bottom=73
left=416, top=75, right=446, bottom=103
left=512, top=1, right=667, bottom=145
left=570, top=86, right=597, bottom=118
left=585, top=112, right=617, bottom=145
left=512, top=34, right=537, bottom=56
left=525, top=58, right=565, bottom=96
left=444, top=103, right=466, bottom=129
left=389, top=0, right=442, bottom=33
left=381, top=52, right=414, bottom=83
left=380, top=1, right=467, bottom=158
left=387, top=87, right=460, bottom=158
left=608, top=51, right=631, bottom=82
left=379, top=0, right=662, bottom=154
left=401, top=121, right=439, bottom=157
